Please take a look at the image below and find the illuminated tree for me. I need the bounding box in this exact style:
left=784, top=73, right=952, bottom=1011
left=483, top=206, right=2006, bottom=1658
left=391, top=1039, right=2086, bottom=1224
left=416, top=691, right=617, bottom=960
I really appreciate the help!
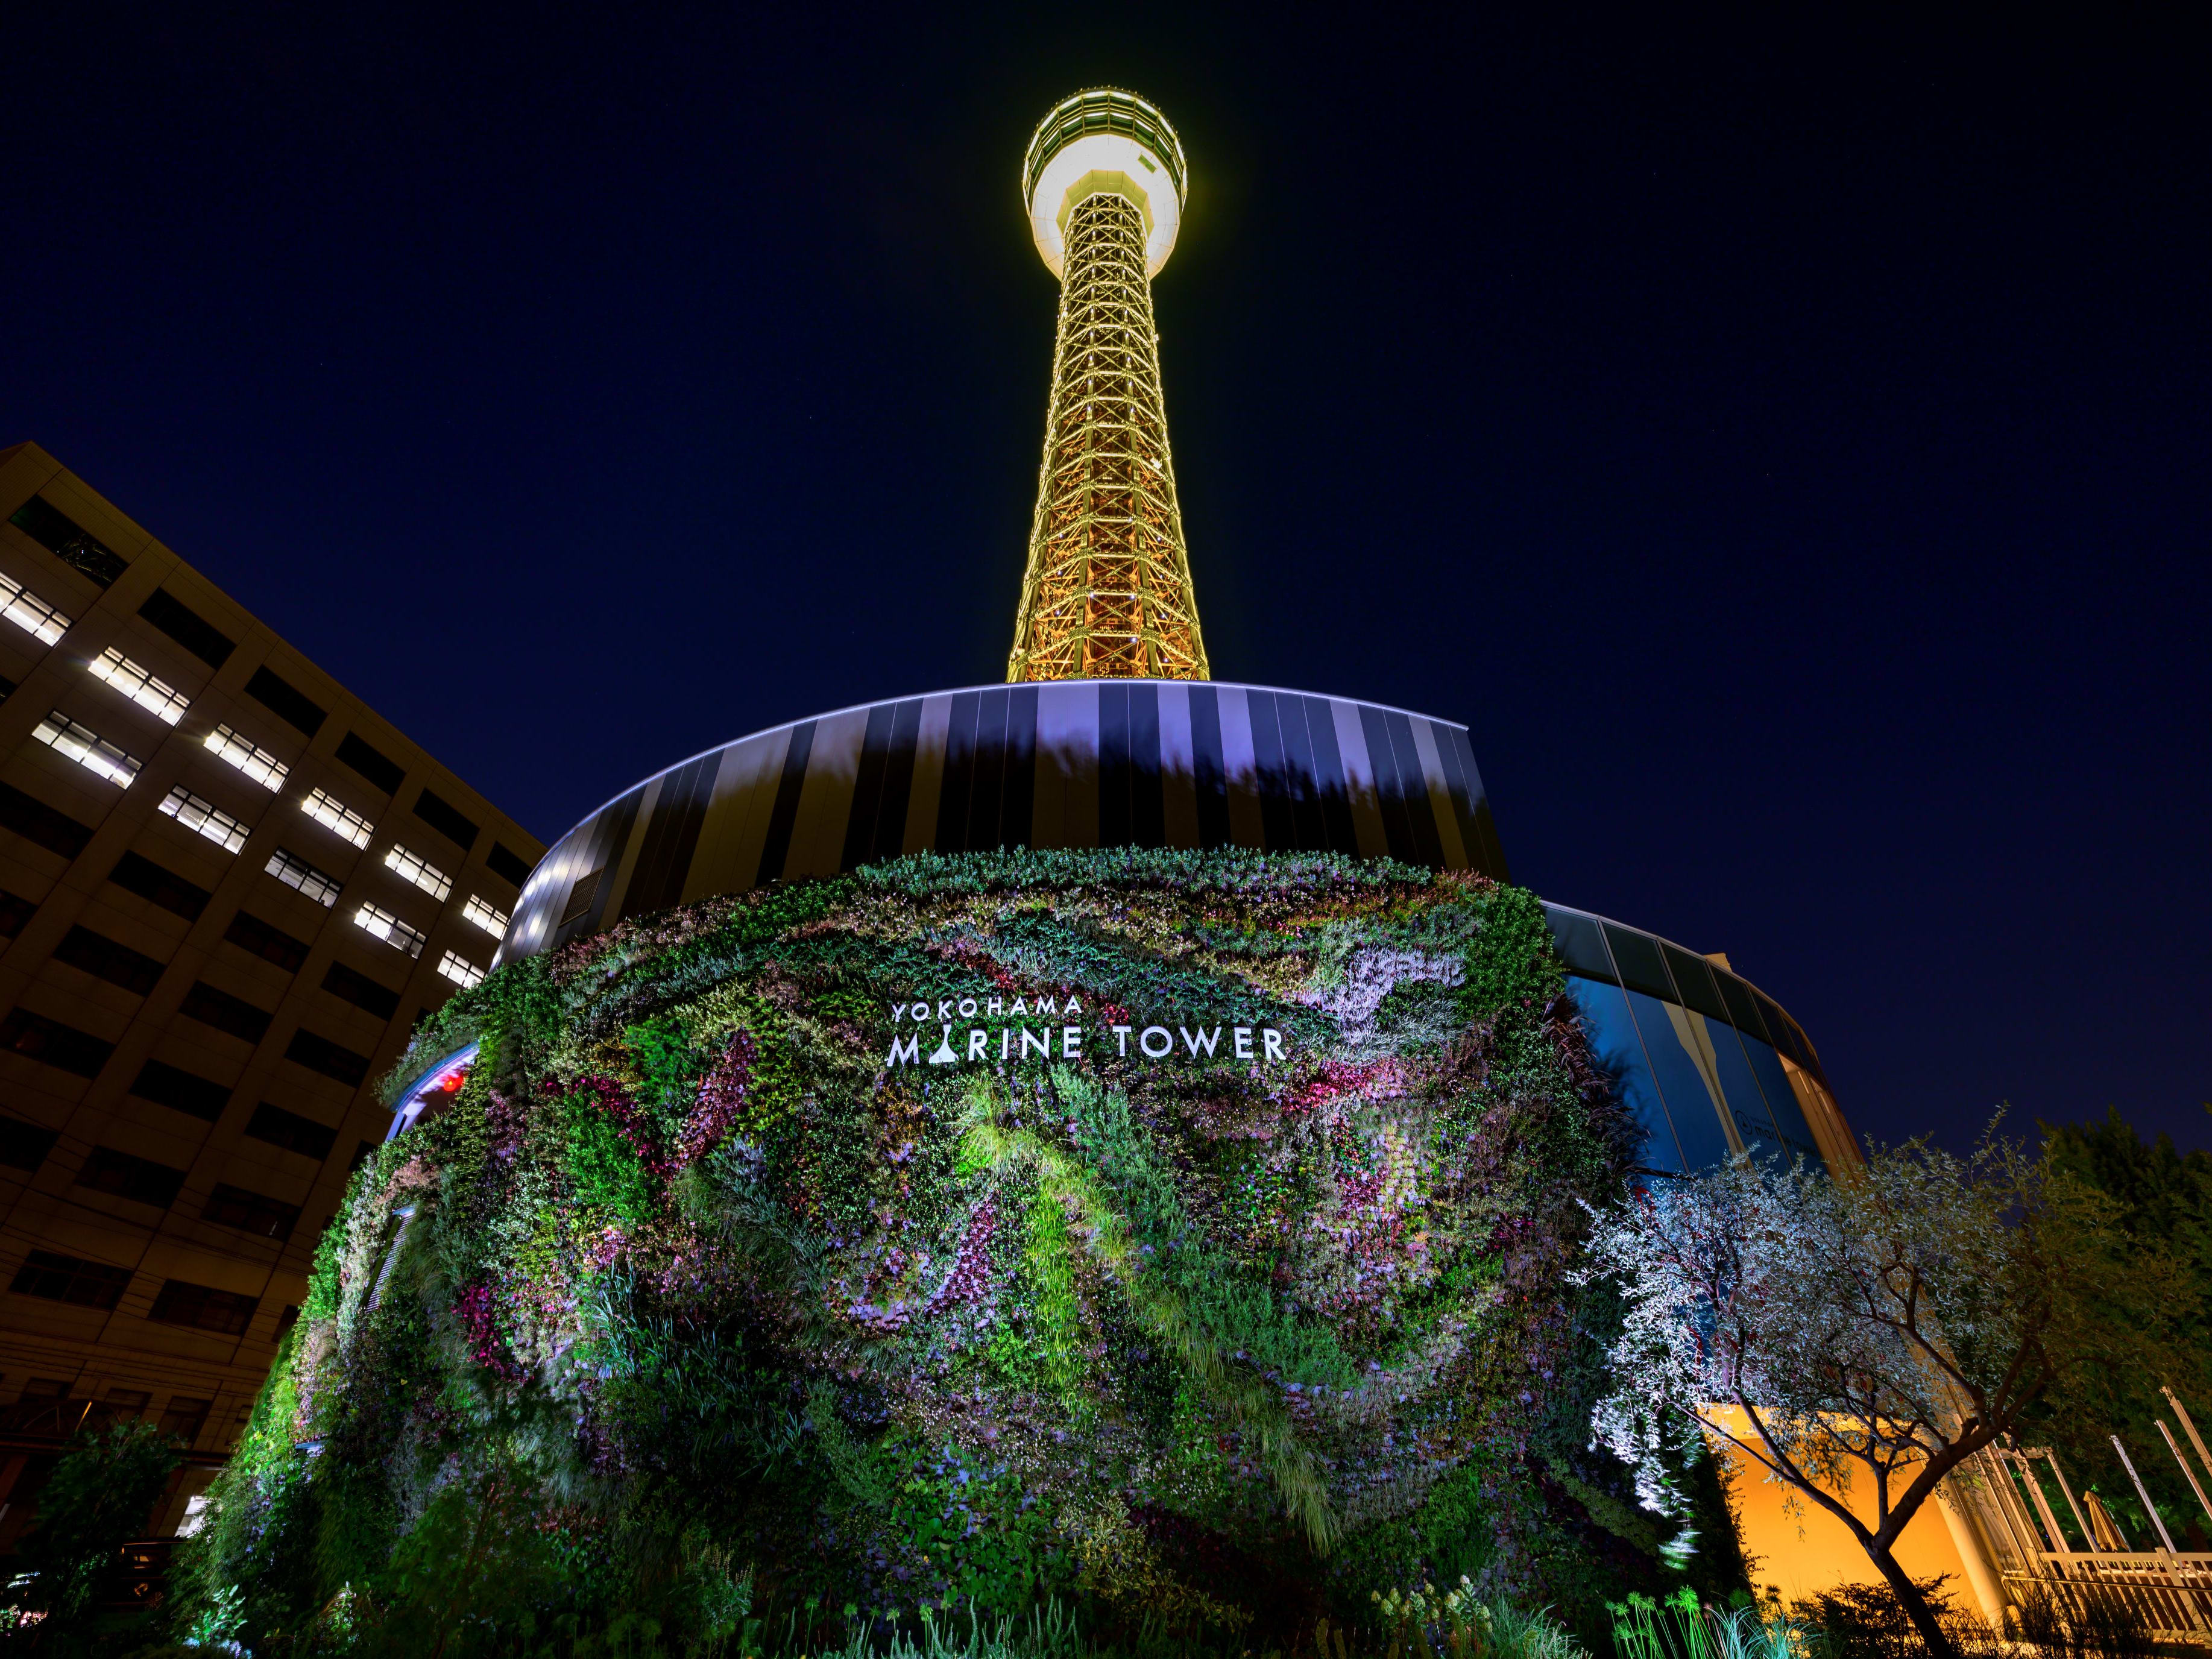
left=1581, top=1130, right=2196, bottom=1659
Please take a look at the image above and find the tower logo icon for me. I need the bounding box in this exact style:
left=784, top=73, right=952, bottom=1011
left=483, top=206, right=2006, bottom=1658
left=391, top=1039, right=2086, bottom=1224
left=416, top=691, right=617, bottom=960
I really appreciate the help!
left=1007, top=89, right=1209, bottom=684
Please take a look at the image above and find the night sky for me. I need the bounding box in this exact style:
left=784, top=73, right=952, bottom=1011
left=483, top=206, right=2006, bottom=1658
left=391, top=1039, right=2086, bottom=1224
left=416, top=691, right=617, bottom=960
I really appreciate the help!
left=5, top=8, right=2205, bottom=1153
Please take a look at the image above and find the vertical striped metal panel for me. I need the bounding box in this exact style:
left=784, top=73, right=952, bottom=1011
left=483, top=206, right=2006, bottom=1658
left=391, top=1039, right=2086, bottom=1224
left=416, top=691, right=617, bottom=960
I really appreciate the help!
left=495, top=681, right=1508, bottom=966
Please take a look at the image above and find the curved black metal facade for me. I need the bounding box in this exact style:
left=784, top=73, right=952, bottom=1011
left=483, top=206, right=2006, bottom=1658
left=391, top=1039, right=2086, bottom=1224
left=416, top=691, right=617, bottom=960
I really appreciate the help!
left=496, top=680, right=1506, bottom=966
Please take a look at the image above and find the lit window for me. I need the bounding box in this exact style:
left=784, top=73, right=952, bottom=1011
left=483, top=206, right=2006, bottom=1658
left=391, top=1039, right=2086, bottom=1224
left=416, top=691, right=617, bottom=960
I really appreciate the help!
left=87, top=647, right=190, bottom=725
left=354, top=902, right=426, bottom=959
left=32, top=711, right=139, bottom=787
left=299, top=788, right=373, bottom=849
left=203, top=724, right=288, bottom=792
left=158, top=786, right=250, bottom=854
left=266, top=848, right=342, bottom=907
left=0, top=570, right=71, bottom=645
left=382, top=843, right=452, bottom=901
left=461, top=894, right=509, bottom=939
left=435, top=949, right=484, bottom=989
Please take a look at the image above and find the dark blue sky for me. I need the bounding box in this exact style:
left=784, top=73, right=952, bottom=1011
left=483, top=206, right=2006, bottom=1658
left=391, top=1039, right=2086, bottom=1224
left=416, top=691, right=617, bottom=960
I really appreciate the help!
left=5, top=7, right=2205, bottom=1152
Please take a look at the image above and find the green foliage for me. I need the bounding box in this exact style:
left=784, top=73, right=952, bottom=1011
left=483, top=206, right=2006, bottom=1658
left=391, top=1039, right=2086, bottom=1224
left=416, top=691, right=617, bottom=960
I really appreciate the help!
left=1358, top=1577, right=1592, bottom=1659
left=986, top=1174, right=1089, bottom=1401
left=1458, top=884, right=1564, bottom=1022
left=562, top=1086, right=659, bottom=1223
left=2030, top=1106, right=2212, bottom=1549
left=1796, top=1579, right=1982, bottom=1659
left=179, top=849, right=1652, bottom=1651
left=1608, top=1589, right=1804, bottom=1659
left=8, top=1418, right=180, bottom=1625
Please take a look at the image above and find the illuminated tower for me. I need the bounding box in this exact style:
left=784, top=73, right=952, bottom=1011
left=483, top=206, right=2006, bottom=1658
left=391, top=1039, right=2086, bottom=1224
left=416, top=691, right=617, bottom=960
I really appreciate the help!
left=1006, top=89, right=1210, bottom=683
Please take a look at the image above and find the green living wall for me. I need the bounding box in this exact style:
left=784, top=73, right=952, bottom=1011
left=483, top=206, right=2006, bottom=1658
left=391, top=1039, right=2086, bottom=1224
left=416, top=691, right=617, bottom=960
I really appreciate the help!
left=180, top=849, right=1728, bottom=1649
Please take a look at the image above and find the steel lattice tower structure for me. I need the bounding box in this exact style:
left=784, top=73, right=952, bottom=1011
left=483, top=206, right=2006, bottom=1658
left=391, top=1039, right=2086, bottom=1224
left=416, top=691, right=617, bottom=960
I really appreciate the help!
left=1007, top=89, right=1210, bottom=683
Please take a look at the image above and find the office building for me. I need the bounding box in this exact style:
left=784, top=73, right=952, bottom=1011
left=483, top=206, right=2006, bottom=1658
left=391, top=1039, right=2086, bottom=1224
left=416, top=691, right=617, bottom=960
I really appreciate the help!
left=0, top=442, right=543, bottom=1540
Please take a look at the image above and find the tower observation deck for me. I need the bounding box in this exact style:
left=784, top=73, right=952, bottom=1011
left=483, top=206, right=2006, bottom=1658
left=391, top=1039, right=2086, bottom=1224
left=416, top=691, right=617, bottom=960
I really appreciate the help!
left=1007, top=89, right=1209, bottom=683
left=450, top=88, right=1854, bottom=1187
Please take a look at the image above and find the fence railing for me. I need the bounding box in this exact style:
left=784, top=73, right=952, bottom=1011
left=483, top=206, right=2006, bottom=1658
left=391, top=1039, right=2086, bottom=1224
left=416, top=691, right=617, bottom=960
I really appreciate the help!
left=2000, top=1554, right=2212, bottom=1646
left=1959, top=1443, right=2212, bottom=1646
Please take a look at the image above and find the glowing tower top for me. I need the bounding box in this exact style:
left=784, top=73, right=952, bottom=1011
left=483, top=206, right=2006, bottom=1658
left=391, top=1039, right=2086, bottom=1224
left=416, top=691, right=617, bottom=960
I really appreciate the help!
left=1006, top=89, right=1210, bottom=683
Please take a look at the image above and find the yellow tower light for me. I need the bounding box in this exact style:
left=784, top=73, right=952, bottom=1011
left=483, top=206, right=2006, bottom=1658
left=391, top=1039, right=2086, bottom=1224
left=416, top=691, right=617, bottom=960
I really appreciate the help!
left=1006, top=88, right=1210, bottom=684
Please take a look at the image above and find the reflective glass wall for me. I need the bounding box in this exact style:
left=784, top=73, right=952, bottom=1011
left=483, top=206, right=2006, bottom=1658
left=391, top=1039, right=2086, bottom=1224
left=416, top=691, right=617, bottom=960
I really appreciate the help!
left=1542, top=903, right=1856, bottom=1176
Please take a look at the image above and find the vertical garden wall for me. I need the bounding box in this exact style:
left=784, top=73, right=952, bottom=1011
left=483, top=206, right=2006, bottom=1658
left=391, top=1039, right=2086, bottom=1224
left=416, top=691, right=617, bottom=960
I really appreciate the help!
left=180, top=849, right=1737, bottom=1649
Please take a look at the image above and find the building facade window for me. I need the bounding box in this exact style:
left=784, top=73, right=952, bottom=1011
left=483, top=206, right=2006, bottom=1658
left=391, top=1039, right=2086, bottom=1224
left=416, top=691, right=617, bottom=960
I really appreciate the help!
left=9, top=496, right=127, bottom=585
left=243, top=1103, right=336, bottom=1159
left=33, top=711, right=140, bottom=787
left=159, top=1396, right=211, bottom=1444
left=148, top=1279, right=257, bottom=1335
left=353, top=901, right=427, bottom=959
left=285, top=1028, right=371, bottom=1088
left=87, top=647, right=189, bottom=725
left=336, top=731, right=405, bottom=795
left=201, top=1183, right=301, bottom=1241
left=0, top=570, right=72, bottom=644
left=0, top=1115, right=60, bottom=1172
left=203, top=723, right=288, bottom=791
left=383, top=843, right=452, bottom=901
left=322, top=960, right=400, bottom=1019
left=266, top=847, right=342, bottom=907
left=112, top=851, right=213, bottom=919
left=178, top=982, right=275, bottom=1044
left=0, top=782, right=93, bottom=858
left=299, top=787, right=373, bottom=849
left=0, top=889, right=36, bottom=937
left=487, top=842, right=534, bottom=887
left=412, top=787, right=479, bottom=851
left=223, top=911, right=311, bottom=973
left=244, top=666, right=326, bottom=737
left=0, top=1008, right=116, bottom=1077
left=11, top=1250, right=133, bottom=1309
left=461, top=894, right=509, bottom=939
left=129, top=1059, right=230, bottom=1122
left=53, top=925, right=168, bottom=995
left=158, top=785, right=251, bottom=853
left=435, top=949, right=485, bottom=989
left=75, top=1146, right=186, bottom=1207
left=137, top=590, right=235, bottom=669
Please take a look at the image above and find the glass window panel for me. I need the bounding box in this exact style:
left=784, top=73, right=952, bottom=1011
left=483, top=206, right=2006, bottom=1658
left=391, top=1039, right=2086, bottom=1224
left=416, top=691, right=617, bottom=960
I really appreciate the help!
left=88, top=648, right=189, bottom=725
left=354, top=901, right=427, bottom=959
left=1620, top=987, right=1734, bottom=1169
left=461, top=894, right=509, bottom=939
left=1754, top=991, right=1809, bottom=1065
left=383, top=843, right=452, bottom=901
left=267, top=848, right=341, bottom=907
left=1762, top=1001, right=1835, bottom=1093
left=1544, top=905, right=1617, bottom=983
left=436, top=949, right=484, bottom=989
left=159, top=787, right=250, bottom=854
left=33, top=711, right=140, bottom=787
left=1714, top=970, right=1769, bottom=1039
left=204, top=723, right=289, bottom=791
left=1789, top=1019, right=1834, bottom=1089
left=300, top=788, right=374, bottom=849
left=1660, top=944, right=1730, bottom=1020
left=1704, top=1018, right=1786, bottom=1152
left=0, top=571, right=71, bottom=644
left=1739, top=1033, right=1823, bottom=1163
left=1602, top=925, right=1675, bottom=1001
left=1564, top=975, right=1684, bottom=1173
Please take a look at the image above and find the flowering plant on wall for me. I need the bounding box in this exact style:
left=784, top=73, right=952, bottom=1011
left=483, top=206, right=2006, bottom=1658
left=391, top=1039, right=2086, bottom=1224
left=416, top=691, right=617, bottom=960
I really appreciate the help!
left=178, top=848, right=1708, bottom=1649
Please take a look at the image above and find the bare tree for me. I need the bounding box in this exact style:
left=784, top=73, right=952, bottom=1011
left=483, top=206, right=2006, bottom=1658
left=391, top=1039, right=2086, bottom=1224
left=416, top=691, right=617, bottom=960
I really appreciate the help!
left=1580, top=1130, right=2193, bottom=1658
